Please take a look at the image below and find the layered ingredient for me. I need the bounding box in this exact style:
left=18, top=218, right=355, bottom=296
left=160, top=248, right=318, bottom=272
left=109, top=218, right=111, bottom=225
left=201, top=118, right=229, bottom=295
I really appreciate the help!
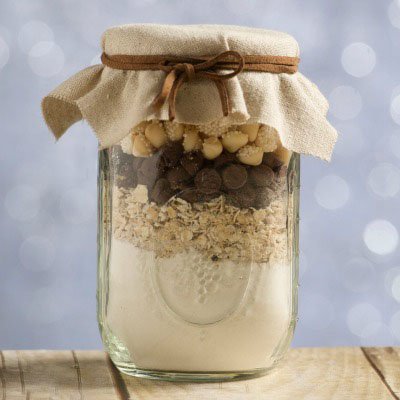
left=104, top=120, right=295, bottom=371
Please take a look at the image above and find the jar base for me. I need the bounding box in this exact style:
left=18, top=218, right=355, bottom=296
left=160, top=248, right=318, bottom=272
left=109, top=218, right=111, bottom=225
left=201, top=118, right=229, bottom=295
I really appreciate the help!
left=112, top=360, right=278, bottom=382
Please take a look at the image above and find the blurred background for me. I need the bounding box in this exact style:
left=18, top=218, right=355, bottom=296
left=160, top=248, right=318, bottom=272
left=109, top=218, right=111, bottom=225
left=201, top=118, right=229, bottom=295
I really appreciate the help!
left=1, top=0, right=400, bottom=349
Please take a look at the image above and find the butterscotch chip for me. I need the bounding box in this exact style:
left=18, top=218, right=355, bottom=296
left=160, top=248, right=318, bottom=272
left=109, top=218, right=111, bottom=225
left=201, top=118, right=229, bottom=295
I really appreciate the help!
left=222, top=164, right=248, bottom=190
left=249, top=164, right=275, bottom=187
left=194, top=168, right=222, bottom=194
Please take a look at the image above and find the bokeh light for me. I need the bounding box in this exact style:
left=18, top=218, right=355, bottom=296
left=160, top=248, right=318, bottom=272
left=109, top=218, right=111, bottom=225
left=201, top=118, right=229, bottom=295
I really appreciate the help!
left=388, top=0, right=400, bottom=29
left=341, top=257, right=376, bottom=293
left=18, top=20, right=54, bottom=54
left=314, top=174, right=350, bottom=210
left=4, top=185, right=41, bottom=222
left=0, top=36, right=10, bottom=69
left=334, top=124, right=365, bottom=157
left=59, top=187, right=96, bottom=224
left=341, top=42, right=376, bottom=78
left=391, top=275, right=400, bottom=302
left=26, top=286, right=65, bottom=324
left=346, top=302, right=381, bottom=337
left=389, top=134, right=400, bottom=159
left=384, top=267, right=400, bottom=296
left=367, top=163, right=400, bottom=198
left=329, top=85, right=362, bottom=120
left=19, top=236, right=56, bottom=272
left=359, top=322, right=393, bottom=346
left=391, top=94, right=400, bottom=125
left=389, top=311, right=400, bottom=341
left=363, top=219, right=399, bottom=255
left=300, top=293, right=335, bottom=331
left=28, top=41, right=65, bottom=78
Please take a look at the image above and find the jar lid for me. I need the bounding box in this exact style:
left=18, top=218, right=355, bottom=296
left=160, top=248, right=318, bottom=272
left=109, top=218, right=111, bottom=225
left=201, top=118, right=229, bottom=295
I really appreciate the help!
left=102, top=24, right=299, bottom=58
left=42, top=24, right=337, bottom=161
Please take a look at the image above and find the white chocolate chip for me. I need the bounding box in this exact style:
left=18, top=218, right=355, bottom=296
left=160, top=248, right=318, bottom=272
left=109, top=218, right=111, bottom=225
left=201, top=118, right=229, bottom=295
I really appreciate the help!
left=132, top=184, right=149, bottom=203
left=202, top=137, right=223, bottom=160
left=120, top=134, right=134, bottom=154
left=237, top=145, right=263, bottom=166
left=145, top=122, right=167, bottom=148
left=132, top=134, right=153, bottom=157
left=164, top=121, right=185, bottom=141
left=183, top=131, right=202, bottom=152
left=239, top=124, right=260, bottom=142
left=132, top=120, right=150, bottom=135
left=255, top=125, right=280, bottom=152
left=221, top=130, right=249, bottom=153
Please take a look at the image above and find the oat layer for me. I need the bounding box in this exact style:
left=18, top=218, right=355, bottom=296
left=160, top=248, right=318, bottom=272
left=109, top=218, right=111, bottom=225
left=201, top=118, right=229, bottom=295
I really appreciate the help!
left=113, top=183, right=288, bottom=263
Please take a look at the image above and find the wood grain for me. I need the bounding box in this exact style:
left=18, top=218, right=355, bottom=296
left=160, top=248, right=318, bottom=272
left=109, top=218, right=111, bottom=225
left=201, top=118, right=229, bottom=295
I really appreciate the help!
left=0, top=348, right=398, bottom=400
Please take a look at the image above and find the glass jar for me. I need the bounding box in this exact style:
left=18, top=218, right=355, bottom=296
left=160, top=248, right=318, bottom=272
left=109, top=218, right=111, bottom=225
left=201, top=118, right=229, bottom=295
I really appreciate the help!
left=97, top=120, right=300, bottom=381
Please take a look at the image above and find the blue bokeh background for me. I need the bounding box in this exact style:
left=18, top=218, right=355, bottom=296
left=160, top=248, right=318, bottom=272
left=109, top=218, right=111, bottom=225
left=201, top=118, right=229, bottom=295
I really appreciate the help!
left=1, top=0, right=400, bottom=349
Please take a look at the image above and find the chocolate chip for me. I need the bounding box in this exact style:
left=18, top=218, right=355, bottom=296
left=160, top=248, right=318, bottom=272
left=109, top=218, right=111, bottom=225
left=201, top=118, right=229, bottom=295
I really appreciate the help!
left=276, top=165, right=288, bottom=178
left=194, top=168, right=222, bottom=194
left=222, top=164, right=248, bottom=190
left=177, top=188, right=202, bottom=203
left=139, top=155, right=159, bottom=177
left=227, top=184, right=257, bottom=209
left=249, top=164, right=275, bottom=187
left=211, top=255, right=218, bottom=262
left=161, top=142, right=183, bottom=167
left=180, top=151, right=204, bottom=176
left=202, top=191, right=223, bottom=202
left=213, top=151, right=238, bottom=169
left=262, top=153, right=283, bottom=170
left=255, top=187, right=275, bottom=209
left=166, top=166, right=191, bottom=189
left=151, top=178, right=173, bottom=204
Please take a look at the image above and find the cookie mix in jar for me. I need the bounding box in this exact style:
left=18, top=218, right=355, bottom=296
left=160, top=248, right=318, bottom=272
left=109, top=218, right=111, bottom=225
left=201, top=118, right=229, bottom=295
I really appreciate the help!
left=42, top=24, right=337, bottom=381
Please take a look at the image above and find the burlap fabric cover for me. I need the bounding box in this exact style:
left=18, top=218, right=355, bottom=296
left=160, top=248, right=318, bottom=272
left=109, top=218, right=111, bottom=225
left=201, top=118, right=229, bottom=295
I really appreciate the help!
left=42, top=24, right=338, bottom=160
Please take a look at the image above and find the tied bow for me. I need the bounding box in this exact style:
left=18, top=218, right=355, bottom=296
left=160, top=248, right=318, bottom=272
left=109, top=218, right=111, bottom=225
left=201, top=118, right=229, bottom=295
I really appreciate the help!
left=150, top=51, right=244, bottom=120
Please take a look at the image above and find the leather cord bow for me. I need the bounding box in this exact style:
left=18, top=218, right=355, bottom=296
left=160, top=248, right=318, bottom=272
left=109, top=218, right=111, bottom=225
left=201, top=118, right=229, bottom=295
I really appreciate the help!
left=101, top=51, right=299, bottom=120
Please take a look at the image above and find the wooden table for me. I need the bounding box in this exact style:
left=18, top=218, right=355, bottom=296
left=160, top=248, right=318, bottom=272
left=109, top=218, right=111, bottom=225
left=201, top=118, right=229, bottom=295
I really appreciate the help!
left=0, top=348, right=399, bottom=399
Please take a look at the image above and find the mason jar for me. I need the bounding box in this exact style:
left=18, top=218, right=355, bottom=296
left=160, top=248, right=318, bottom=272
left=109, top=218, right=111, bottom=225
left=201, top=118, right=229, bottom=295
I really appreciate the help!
left=97, top=120, right=300, bottom=381
left=42, top=23, right=337, bottom=383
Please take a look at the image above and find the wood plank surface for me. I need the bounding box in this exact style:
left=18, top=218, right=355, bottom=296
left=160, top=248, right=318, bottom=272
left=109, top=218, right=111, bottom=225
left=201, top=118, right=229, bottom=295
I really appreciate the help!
left=0, top=348, right=398, bottom=400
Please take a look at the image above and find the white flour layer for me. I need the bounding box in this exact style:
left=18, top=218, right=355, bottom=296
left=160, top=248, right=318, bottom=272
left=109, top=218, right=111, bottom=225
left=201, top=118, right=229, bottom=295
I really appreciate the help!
left=106, top=239, right=293, bottom=371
